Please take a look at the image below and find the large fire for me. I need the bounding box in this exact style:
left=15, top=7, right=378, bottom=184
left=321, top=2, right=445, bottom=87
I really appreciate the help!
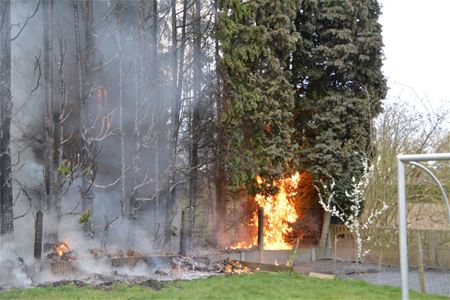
left=230, top=172, right=302, bottom=250
left=256, top=172, right=300, bottom=250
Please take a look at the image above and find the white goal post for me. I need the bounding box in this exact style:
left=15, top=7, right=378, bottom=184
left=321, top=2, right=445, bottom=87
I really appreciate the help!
left=397, top=153, right=450, bottom=300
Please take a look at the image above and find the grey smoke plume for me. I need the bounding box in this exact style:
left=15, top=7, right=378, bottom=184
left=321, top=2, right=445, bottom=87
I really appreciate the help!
left=2, top=0, right=219, bottom=289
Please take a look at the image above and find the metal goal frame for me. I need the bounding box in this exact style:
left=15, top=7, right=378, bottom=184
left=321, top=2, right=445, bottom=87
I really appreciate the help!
left=397, top=153, right=450, bottom=300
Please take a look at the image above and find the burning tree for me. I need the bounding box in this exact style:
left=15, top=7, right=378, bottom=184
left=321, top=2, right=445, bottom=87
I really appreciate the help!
left=1, top=0, right=387, bottom=263
left=254, top=174, right=300, bottom=250
left=291, top=0, right=386, bottom=247
left=229, top=171, right=322, bottom=250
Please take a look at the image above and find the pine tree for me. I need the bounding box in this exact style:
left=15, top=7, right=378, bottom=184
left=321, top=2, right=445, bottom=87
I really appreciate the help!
left=292, top=0, right=386, bottom=233
left=217, top=0, right=299, bottom=194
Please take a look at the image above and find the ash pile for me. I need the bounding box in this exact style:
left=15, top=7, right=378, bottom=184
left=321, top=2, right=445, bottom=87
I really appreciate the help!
left=172, top=257, right=251, bottom=274
left=1, top=252, right=253, bottom=290
left=39, top=255, right=252, bottom=287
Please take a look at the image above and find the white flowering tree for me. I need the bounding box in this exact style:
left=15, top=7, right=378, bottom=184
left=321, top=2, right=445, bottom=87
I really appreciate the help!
left=315, top=159, right=389, bottom=262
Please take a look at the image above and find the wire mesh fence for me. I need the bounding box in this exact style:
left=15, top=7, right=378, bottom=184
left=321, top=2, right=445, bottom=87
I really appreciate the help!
left=330, top=224, right=450, bottom=297
left=6, top=197, right=450, bottom=297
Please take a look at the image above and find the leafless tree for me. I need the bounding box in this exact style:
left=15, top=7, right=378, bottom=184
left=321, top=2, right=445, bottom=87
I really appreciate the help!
left=165, top=0, right=189, bottom=247
left=72, top=0, right=115, bottom=235
left=42, top=0, right=56, bottom=215
left=0, top=0, right=13, bottom=236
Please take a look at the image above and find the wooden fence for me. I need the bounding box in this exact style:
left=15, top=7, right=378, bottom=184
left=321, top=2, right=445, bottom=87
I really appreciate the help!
left=329, top=224, right=450, bottom=268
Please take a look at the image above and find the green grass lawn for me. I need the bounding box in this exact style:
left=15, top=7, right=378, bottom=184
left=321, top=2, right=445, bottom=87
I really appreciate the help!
left=0, top=272, right=447, bottom=300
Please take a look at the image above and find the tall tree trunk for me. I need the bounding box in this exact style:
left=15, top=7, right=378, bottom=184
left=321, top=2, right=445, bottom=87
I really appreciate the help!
left=131, top=0, right=145, bottom=223
left=319, top=211, right=331, bottom=250
left=165, top=0, right=188, bottom=248
left=151, top=0, right=161, bottom=228
left=73, top=0, right=94, bottom=235
left=83, top=0, right=94, bottom=221
left=54, top=31, right=66, bottom=225
left=165, top=0, right=179, bottom=247
left=43, top=0, right=55, bottom=213
left=0, top=0, right=14, bottom=236
left=116, top=2, right=127, bottom=218
left=214, top=0, right=227, bottom=248
left=187, top=0, right=201, bottom=252
left=144, top=0, right=162, bottom=228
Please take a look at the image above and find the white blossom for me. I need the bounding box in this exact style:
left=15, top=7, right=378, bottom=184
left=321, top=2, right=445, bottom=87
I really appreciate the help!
left=314, top=157, right=389, bottom=262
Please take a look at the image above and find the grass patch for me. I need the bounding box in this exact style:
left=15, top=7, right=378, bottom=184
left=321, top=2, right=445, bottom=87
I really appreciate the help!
left=0, top=272, right=447, bottom=300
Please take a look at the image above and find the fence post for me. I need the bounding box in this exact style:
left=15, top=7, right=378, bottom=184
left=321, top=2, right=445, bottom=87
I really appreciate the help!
left=428, top=231, right=438, bottom=267
left=34, top=210, right=43, bottom=260
left=333, top=236, right=337, bottom=275
left=257, top=207, right=264, bottom=263
left=179, top=210, right=187, bottom=256
left=416, top=232, right=426, bottom=293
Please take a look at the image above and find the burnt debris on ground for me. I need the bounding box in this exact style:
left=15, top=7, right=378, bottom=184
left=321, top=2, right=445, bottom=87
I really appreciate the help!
left=0, top=254, right=260, bottom=290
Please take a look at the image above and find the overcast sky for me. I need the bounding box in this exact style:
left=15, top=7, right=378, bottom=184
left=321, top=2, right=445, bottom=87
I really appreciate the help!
left=380, top=0, right=450, bottom=115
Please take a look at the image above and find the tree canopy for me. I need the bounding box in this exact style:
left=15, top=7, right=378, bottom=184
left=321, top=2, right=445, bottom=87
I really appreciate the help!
left=291, top=0, right=386, bottom=204
left=217, top=0, right=300, bottom=194
left=217, top=0, right=386, bottom=204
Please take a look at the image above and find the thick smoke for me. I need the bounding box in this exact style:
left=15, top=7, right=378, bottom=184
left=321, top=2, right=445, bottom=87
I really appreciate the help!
left=1, top=0, right=220, bottom=289
left=0, top=0, right=159, bottom=289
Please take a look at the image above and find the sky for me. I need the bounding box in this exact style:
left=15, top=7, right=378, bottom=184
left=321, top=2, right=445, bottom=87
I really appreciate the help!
left=379, top=0, right=450, bottom=116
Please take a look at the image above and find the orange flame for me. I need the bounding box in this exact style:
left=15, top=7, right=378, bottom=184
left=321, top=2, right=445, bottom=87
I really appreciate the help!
left=229, top=172, right=301, bottom=250
left=54, top=241, right=71, bottom=257
left=256, top=172, right=300, bottom=250
left=223, top=259, right=251, bottom=274
left=227, top=241, right=254, bottom=250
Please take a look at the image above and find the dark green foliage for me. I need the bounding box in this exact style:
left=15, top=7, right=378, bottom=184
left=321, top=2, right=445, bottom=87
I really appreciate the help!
left=217, top=0, right=300, bottom=194
left=292, top=0, right=386, bottom=203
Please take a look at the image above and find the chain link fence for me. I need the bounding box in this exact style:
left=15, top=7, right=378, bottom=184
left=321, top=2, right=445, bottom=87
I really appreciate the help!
left=329, top=224, right=450, bottom=297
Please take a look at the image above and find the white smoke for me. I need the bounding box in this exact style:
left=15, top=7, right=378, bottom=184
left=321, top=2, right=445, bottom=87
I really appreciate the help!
left=0, top=238, right=33, bottom=289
